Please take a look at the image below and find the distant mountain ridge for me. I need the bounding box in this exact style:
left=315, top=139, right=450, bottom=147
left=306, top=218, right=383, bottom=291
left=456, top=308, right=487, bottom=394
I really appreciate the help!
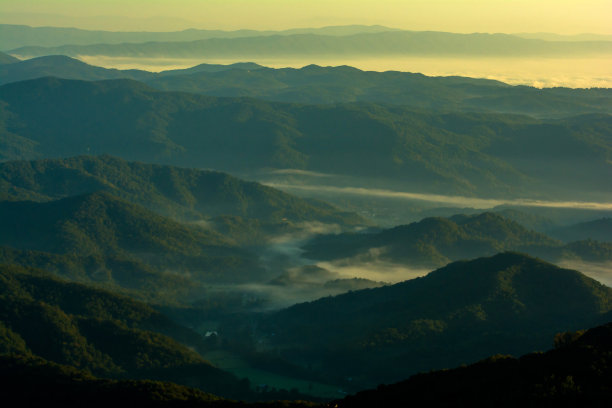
left=0, top=23, right=399, bottom=50
left=9, top=31, right=612, bottom=59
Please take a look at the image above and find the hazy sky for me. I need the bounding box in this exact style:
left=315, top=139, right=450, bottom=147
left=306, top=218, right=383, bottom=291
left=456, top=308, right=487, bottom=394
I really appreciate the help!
left=2, top=0, right=611, bottom=34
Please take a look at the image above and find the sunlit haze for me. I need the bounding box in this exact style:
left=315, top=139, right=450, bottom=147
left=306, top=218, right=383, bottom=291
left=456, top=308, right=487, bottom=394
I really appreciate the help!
left=2, top=0, right=611, bottom=34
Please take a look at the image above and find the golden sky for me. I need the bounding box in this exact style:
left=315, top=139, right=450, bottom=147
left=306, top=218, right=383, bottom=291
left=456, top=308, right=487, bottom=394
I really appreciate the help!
left=1, top=0, right=611, bottom=34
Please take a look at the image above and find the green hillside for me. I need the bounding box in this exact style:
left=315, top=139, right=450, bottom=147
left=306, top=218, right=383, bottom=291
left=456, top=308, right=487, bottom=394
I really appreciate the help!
left=0, top=192, right=264, bottom=285
left=258, top=253, right=612, bottom=387
left=0, top=156, right=363, bottom=228
left=0, top=78, right=609, bottom=199
left=0, top=264, right=255, bottom=398
left=0, top=244, right=200, bottom=299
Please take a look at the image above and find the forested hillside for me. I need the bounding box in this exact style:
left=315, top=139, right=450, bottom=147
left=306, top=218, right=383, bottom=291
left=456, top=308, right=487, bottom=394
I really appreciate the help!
left=1, top=78, right=609, bottom=199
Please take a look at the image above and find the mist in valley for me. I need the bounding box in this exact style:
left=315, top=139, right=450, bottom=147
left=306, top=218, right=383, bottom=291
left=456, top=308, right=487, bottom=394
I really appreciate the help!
left=558, top=260, right=612, bottom=287
left=261, top=178, right=612, bottom=228
left=1, top=4, right=612, bottom=403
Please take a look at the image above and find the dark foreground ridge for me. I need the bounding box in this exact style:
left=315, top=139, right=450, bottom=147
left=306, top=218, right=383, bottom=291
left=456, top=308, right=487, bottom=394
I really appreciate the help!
left=327, top=322, right=612, bottom=407
left=0, top=355, right=315, bottom=408
left=2, top=321, right=611, bottom=407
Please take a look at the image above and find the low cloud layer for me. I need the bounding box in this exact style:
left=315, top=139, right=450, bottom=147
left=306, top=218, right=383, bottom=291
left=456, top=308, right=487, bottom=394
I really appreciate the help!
left=558, top=260, right=612, bottom=288
left=267, top=183, right=612, bottom=211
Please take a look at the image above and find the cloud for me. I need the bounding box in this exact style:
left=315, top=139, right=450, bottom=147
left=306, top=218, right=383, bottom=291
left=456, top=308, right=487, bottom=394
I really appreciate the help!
left=558, top=260, right=612, bottom=287
left=267, top=169, right=335, bottom=178
left=317, top=256, right=432, bottom=284
left=265, top=183, right=612, bottom=211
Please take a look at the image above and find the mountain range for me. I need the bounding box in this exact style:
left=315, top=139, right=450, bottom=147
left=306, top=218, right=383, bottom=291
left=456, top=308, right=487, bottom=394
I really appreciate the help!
left=9, top=31, right=612, bottom=59
left=0, top=24, right=398, bottom=50
left=1, top=21, right=611, bottom=406
left=0, top=155, right=366, bottom=301
left=1, top=55, right=611, bottom=118
left=302, top=212, right=612, bottom=266
left=0, top=155, right=362, bottom=227
left=1, top=78, right=609, bottom=199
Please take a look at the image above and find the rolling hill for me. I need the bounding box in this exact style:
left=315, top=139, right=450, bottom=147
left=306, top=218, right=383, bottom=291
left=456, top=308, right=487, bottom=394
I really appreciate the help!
left=0, top=192, right=264, bottom=286
left=0, top=78, right=609, bottom=199
left=257, top=253, right=612, bottom=387
left=0, top=155, right=364, bottom=228
left=302, top=212, right=612, bottom=266
left=0, top=264, right=255, bottom=399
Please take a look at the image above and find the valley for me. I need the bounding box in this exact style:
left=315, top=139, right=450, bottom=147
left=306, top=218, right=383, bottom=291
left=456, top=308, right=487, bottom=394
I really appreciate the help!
left=0, top=15, right=611, bottom=406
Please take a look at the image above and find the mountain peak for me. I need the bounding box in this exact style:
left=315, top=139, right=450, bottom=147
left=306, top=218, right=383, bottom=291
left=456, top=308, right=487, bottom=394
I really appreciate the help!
left=263, top=252, right=612, bottom=385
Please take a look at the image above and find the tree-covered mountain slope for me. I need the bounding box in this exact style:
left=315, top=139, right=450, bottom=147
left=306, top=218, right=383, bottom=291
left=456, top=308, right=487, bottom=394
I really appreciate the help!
left=258, top=253, right=612, bottom=387
left=0, top=245, right=200, bottom=303
left=0, top=354, right=317, bottom=407
left=0, top=155, right=363, bottom=227
left=0, top=78, right=609, bottom=199
left=302, top=212, right=612, bottom=266
left=0, top=264, right=255, bottom=398
left=0, top=192, right=264, bottom=284
left=327, top=322, right=612, bottom=407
